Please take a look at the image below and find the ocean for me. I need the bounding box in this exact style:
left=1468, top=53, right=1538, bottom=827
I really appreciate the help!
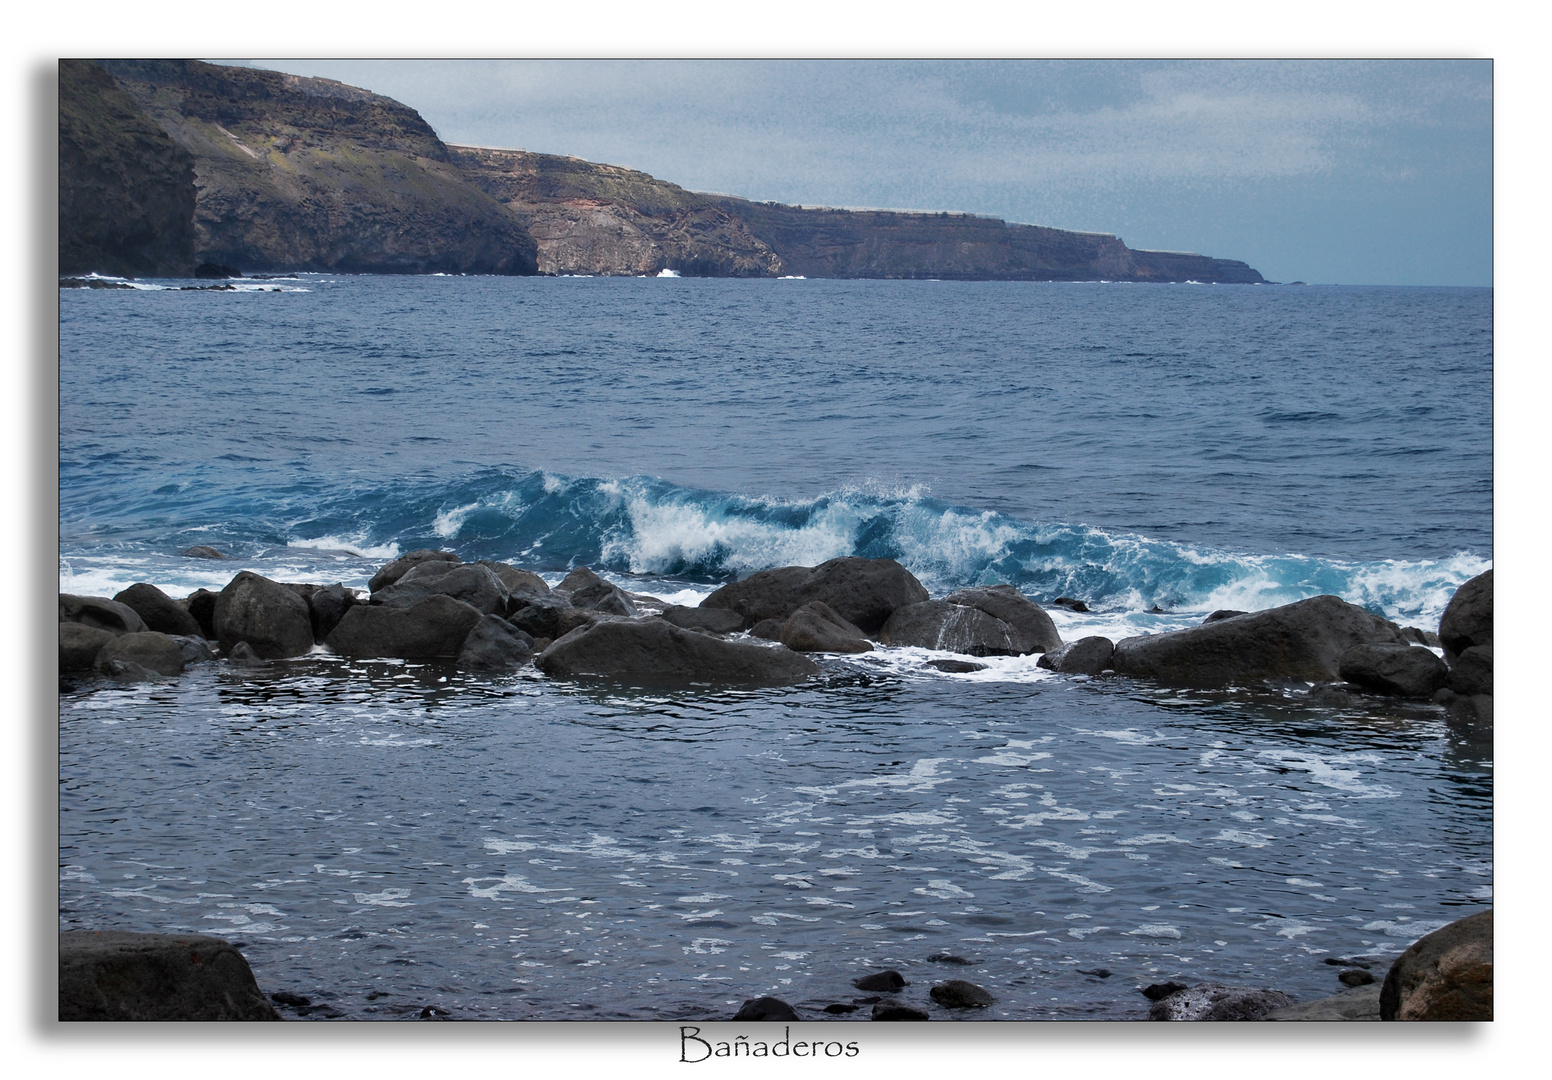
left=58, top=275, right=1492, bottom=1020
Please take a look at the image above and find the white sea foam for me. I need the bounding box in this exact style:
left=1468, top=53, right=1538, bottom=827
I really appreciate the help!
left=287, top=535, right=401, bottom=561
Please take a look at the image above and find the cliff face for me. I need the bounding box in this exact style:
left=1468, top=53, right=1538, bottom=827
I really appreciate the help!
left=58, top=59, right=196, bottom=277
left=95, top=60, right=536, bottom=275
left=452, top=145, right=1264, bottom=284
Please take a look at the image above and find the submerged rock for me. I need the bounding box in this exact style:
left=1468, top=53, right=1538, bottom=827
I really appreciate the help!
left=536, top=619, right=819, bottom=686
left=1146, top=983, right=1295, bottom=1021
left=1111, top=595, right=1408, bottom=688
left=59, top=930, right=280, bottom=1020
left=731, top=996, right=800, bottom=1021
left=871, top=1003, right=929, bottom=1020
left=1380, top=909, right=1492, bottom=1021
left=1263, top=983, right=1382, bottom=1021
left=943, top=585, right=1061, bottom=653
left=701, top=556, right=929, bottom=634
left=852, top=970, right=908, bottom=992
left=929, top=979, right=994, bottom=1008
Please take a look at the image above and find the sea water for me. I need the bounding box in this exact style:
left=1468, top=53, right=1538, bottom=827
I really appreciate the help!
left=58, top=276, right=1492, bottom=1020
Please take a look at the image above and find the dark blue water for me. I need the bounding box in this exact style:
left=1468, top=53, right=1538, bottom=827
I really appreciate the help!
left=58, top=276, right=1492, bottom=1020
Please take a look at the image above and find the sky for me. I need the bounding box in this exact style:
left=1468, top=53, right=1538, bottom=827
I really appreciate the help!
left=233, top=59, right=1492, bottom=286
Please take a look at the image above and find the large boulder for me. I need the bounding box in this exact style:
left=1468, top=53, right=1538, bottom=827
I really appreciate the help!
left=325, top=594, right=484, bottom=659
left=780, top=601, right=873, bottom=653
left=1438, top=569, right=1492, bottom=660
left=60, top=623, right=116, bottom=672
left=878, top=599, right=1019, bottom=656
left=184, top=588, right=218, bottom=639
left=660, top=605, right=745, bottom=635
left=112, top=583, right=202, bottom=637
left=213, top=571, right=315, bottom=659
left=456, top=614, right=533, bottom=672
left=1447, top=645, right=1493, bottom=697
left=373, top=562, right=508, bottom=616
left=1111, top=595, right=1409, bottom=688
left=59, top=931, right=280, bottom=1021
left=536, top=618, right=820, bottom=686
left=1147, top=984, right=1295, bottom=1021
left=1037, top=636, right=1115, bottom=675
left=943, top=585, right=1061, bottom=654
left=307, top=583, right=358, bottom=641
left=1380, top=910, right=1492, bottom=1021
left=367, top=549, right=461, bottom=593
left=477, top=561, right=550, bottom=599
left=95, top=632, right=188, bottom=678
left=508, top=595, right=577, bottom=639
left=59, top=594, right=147, bottom=635
left=700, top=557, right=929, bottom=634
left=1339, top=643, right=1449, bottom=698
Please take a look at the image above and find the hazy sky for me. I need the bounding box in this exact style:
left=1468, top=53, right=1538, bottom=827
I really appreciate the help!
left=234, top=59, right=1490, bottom=286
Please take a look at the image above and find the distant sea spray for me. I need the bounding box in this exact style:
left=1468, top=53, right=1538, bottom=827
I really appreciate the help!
left=62, top=467, right=1487, bottom=628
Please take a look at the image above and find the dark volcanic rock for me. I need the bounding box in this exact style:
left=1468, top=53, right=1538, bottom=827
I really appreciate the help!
left=59, top=930, right=280, bottom=1021
left=1037, top=636, right=1115, bottom=675
left=927, top=953, right=975, bottom=965
left=368, top=549, right=461, bottom=594
left=60, top=623, right=116, bottom=672
left=477, top=561, right=550, bottom=599
left=114, top=583, right=203, bottom=638
left=308, top=583, right=358, bottom=641
left=1380, top=910, right=1492, bottom=1021
left=554, top=566, right=607, bottom=595
left=58, top=60, right=196, bottom=277
left=1339, top=643, right=1449, bottom=698
left=456, top=615, right=534, bottom=672
left=185, top=588, right=218, bottom=639
left=925, top=659, right=986, bottom=673
left=701, top=557, right=928, bottom=634
left=929, top=980, right=994, bottom=1008
left=508, top=595, right=577, bottom=639
left=536, top=619, right=819, bottom=686
left=872, top=1003, right=929, bottom=1021
left=60, top=594, right=147, bottom=635
left=731, top=996, right=800, bottom=1021
left=375, top=562, right=508, bottom=616
left=567, top=579, right=638, bottom=617
left=1438, top=569, right=1492, bottom=660
left=877, top=599, right=1019, bottom=656
left=180, top=545, right=226, bottom=559
left=779, top=601, right=873, bottom=653
left=660, top=605, right=745, bottom=635
left=1052, top=597, right=1090, bottom=612
left=1111, top=595, right=1408, bottom=688
left=214, top=571, right=315, bottom=659
left=1447, top=645, right=1493, bottom=697
left=1339, top=969, right=1376, bottom=987
left=944, top=585, right=1061, bottom=653
left=1203, top=609, right=1248, bottom=623
left=750, top=618, right=784, bottom=640
left=1263, top=983, right=1382, bottom=1021
left=1147, top=984, right=1295, bottom=1021
left=1141, top=981, right=1189, bottom=1001
left=95, top=632, right=188, bottom=678
left=852, top=970, right=908, bottom=992
left=326, top=595, right=485, bottom=659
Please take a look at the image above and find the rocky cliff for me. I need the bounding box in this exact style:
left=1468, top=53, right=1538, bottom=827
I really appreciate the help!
left=92, top=60, right=536, bottom=275
left=59, top=59, right=196, bottom=277
left=452, top=145, right=1264, bottom=283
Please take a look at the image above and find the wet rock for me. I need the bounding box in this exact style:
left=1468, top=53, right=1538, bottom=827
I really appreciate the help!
left=113, top=583, right=203, bottom=637
left=1444, top=693, right=1493, bottom=724
left=1324, top=957, right=1373, bottom=969
left=750, top=618, right=784, bottom=640
left=1037, top=636, right=1115, bottom=675
left=172, top=634, right=217, bottom=666
left=701, top=556, right=929, bottom=634
left=554, top=566, right=607, bottom=595
left=308, top=583, right=358, bottom=641
left=1141, top=981, right=1189, bottom=1001
left=1438, top=569, right=1492, bottom=660
left=1052, top=597, right=1090, bottom=612
left=872, top=1003, right=929, bottom=1020
left=1447, top=645, right=1492, bottom=697
left=567, top=578, right=637, bottom=617
left=925, top=659, right=985, bottom=673
left=374, top=561, right=508, bottom=616
left=660, top=605, right=746, bottom=635
left=927, top=953, right=974, bottom=965
left=180, top=545, right=227, bottom=559
left=185, top=588, right=218, bottom=638
left=731, top=996, right=800, bottom=1021
left=852, top=970, right=908, bottom=992
left=508, top=595, right=576, bottom=639
left=780, top=600, right=873, bottom=653
left=95, top=631, right=187, bottom=677
left=60, top=623, right=116, bottom=672
left=823, top=1002, right=859, bottom=1014
left=1339, top=643, right=1448, bottom=698
left=1147, top=983, right=1295, bottom=1021
left=214, top=571, right=315, bottom=659
left=536, top=619, right=819, bottom=686
left=943, top=585, right=1062, bottom=653
left=1203, top=609, right=1248, bottom=623
left=1112, top=595, right=1409, bottom=688
left=1077, top=968, right=1113, bottom=978
left=476, top=561, right=550, bottom=599
left=60, top=594, right=148, bottom=635
left=456, top=614, right=534, bottom=672
left=1263, top=983, right=1382, bottom=1021
left=1380, top=909, right=1492, bottom=1021
left=877, top=599, right=1019, bottom=656
left=1339, top=969, right=1376, bottom=987
left=227, top=641, right=267, bottom=666
left=929, top=979, right=993, bottom=1008
left=368, top=549, right=461, bottom=594
left=59, top=930, right=280, bottom=1020
left=325, top=594, right=485, bottom=659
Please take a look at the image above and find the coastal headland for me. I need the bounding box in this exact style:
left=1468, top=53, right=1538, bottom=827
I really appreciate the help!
left=60, top=59, right=1265, bottom=284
